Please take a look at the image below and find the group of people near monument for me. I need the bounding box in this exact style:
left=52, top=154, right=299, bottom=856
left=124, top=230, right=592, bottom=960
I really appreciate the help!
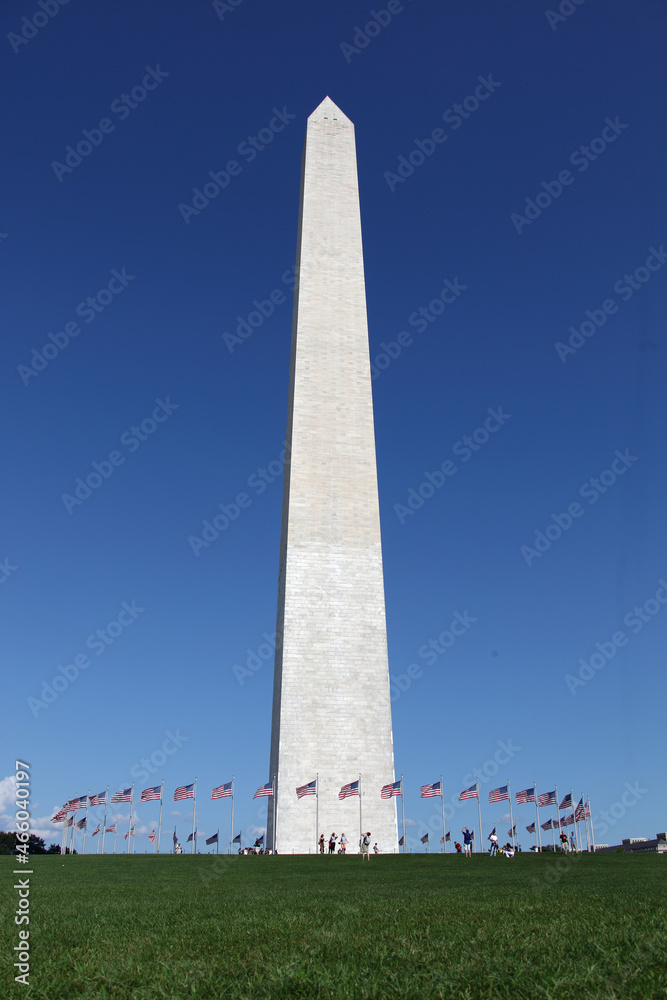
left=318, top=832, right=378, bottom=856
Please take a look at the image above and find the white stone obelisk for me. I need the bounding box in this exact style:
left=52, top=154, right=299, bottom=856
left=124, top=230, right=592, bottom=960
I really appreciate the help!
left=268, top=97, right=398, bottom=855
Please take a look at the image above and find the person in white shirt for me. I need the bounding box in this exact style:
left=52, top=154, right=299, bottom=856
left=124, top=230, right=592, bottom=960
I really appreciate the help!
left=339, top=833, right=347, bottom=854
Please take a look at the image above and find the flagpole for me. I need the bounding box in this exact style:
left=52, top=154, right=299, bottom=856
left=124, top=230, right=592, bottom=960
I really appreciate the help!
left=580, top=792, right=590, bottom=851
left=60, top=816, right=66, bottom=855
left=401, top=773, right=406, bottom=855
left=440, top=774, right=446, bottom=854
left=272, top=774, right=276, bottom=854
left=508, top=779, right=516, bottom=849
left=113, top=822, right=117, bottom=855
left=555, top=783, right=563, bottom=850
left=230, top=776, right=235, bottom=856
left=534, top=780, right=541, bottom=852
left=216, top=829, right=219, bottom=855
left=191, top=777, right=197, bottom=854
left=587, top=795, right=596, bottom=852
left=82, top=790, right=89, bottom=855
left=315, top=773, right=319, bottom=856
left=570, top=786, right=580, bottom=851
left=125, top=783, right=134, bottom=855
left=358, top=773, right=363, bottom=849
left=101, top=787, right=108, bottom=855
left=476, top=777, right=483, bottom=854
left=157, top=779, right=164, bottom=855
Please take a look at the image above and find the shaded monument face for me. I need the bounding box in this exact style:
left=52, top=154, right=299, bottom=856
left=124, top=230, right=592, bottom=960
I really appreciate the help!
left=268, top=97, right=398, bottom=854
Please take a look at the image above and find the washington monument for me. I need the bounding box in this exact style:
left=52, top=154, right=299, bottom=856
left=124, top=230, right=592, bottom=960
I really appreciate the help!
left=267, top=97, right=398, bottom=854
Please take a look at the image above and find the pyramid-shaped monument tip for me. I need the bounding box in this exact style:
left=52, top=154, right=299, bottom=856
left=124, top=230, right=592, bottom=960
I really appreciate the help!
left=309, top=96, right=352, bottom=124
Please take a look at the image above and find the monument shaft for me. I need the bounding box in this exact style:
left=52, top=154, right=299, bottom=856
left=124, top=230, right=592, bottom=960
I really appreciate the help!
left=268, top=98, right=397, bottom=854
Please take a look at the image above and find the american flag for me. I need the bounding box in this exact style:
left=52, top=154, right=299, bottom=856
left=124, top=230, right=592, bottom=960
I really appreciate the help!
left=69, top=795, right=88, bottom=810
left=296, top=780, right=317, bottom=799
left=574, top=798, right=586, bottom=821
left=89, top=791, right=106, bottom=806
left=381, top=780, right=401, bottom=799
left=562, top=813, right=575, bottom=826
left=339, top=780, right=359, bottom=800
left=76, top=818, right=86, bottom=830
left=541, top=819, right=553, bottom=831
left=105, top=824, right=116, bottom=833
left=489, top=826, right=496, bottom=837
left=173, top=828, right=178, bottom=846
left=254, top=782, right=274, bottom=799
left=440, top=832, right=451, bottom=843
left=421, top=833, right=429, bottom=844
left=526, top=822, right=535, bottom=833
left=489, top=785, right=509, bottom=803
left=538, top=790, right=557, bottom=807
left=111, top=788, right=132, bottom=804
left=187, top=831, right=197, bottom=842
left=92, top=824, right=101, bottom=836
left=66, top=816, right=74, bottom=827
left=255, top=834, right=264, bottom=845
left=559, top=792, right=572, bottom=810
left=141, top=785, right=162, bottom=803
left=52, top=808, right=68, bottom=822
left=515, top=787, right=535, bottom=804
left=205, top=832, right=218, bottom=845
left=508, top=825, right=516, bottom=837
left=149, top=830, right=156, bottom=844
left=211, top=781, right=233, bottom=800
left=398, top=835, right=404, bottom=846
left=233, top=832, right=241, bottom=843
left=458, top=783, right=478, bottom=801
left=421, top=781, right=441, bottom=798
left=124, top=827, right=135, bottom=839
left=174, top=784, right=195, bottom=801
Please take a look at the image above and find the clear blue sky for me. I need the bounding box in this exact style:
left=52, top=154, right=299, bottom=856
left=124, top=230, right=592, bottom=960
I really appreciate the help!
left=2, top=0, right=666, bottom=852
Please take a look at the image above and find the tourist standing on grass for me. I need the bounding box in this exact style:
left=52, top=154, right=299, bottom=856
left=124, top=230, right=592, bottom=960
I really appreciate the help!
left=462, top=827, right=473, bottom=857
left=488, top=831, right=498, bottom=856
left=373, top=843, right=379, bottom=854
left=329, top=833, right=337, bottom=854
left=319, top=834, right=325, bottom=854
left=361, top=832, right=371, bottom=860
left=340, top=833, right=347, bottom=854
left=560, top=830, right=568, bottom=852
left=570, top=834, right=576, bottom=852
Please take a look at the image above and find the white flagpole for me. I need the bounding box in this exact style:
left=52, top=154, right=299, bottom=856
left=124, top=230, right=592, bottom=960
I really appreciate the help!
left=555, top=783, right=563, bottom=850
left=580, top=792, right=590, bottom=851
left=401, top=774, right=406, bottom=855
left=508, top=779, right=516, bottom=848
left=60, top=817, right=66, bottom=855
left=191, top=778, right=197, bottom=854
left=230, top=776, right=235, bottom=855
left=127, top=784, right=134, bottom=855
left=113, top=822, right=117, bottom=855
left=440, top=775, right=446, bottom=854
left=476, top=777, right=483, bottom=853
left=570, top=786, right=580, bottom=850
left=534, top=781, right=541, bottom=852
left=157, top=779, right=164, bottom=855
left=101, top=787, right=108, bottom=855
left=272, top=774, right=276, bottom=854
left=358, top=773, right=363, bottom=848
left=587, top=795, right=596, bottom=852
left=82, top=791, right=89, bottom=855
left=315, top=773, right=319, bottom=855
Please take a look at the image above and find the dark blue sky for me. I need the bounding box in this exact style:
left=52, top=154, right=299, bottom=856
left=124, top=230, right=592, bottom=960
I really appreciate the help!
left=2, top=0, right=666, bottom=851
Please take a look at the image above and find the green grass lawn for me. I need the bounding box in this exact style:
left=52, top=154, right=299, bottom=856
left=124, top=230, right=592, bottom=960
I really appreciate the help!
left=2, top=851, right=665, bottom=999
